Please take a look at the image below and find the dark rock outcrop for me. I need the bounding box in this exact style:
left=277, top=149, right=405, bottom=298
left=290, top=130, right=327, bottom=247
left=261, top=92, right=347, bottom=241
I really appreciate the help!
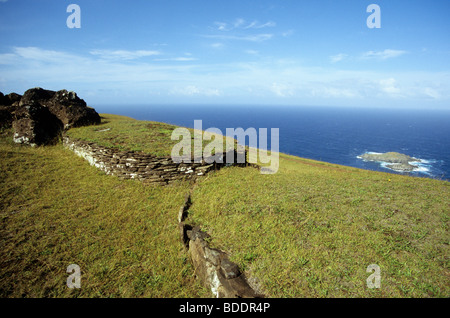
left=19, top=88, right=100, bottom=129
left=0, top=92, right=6, bottom=105
left=7, top=93, right=22, bottom=106
left=1, top=87, right=101, bottom=146
left=19, top=87, right=54, bottom=107
left=0, top=106, right=13, bottom=129
left=0, top=92, right=22, bottom=129
left=1, top=92, right=22, bottom=106
left=12, top=103, right=63, bottom=146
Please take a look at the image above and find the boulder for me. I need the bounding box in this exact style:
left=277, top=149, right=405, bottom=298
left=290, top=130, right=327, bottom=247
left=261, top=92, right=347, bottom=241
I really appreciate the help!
left=19, top=87, right=55, bottom=107
left=52, top=90, right=101, bottom=128
left=19, top=87, right=101, bottom=129
left=0, top=106, right=14, bottom=129
left=12, top=103, right=63, bottom=146
left=0, top=91, right=21, bottom=129
left=4, top=87, right=100, bottom=145
left=0, top=92, right=5, bottom=105
left=0, top=92, right=22, bottom=106
left=6, top=93, right=22, bottom=106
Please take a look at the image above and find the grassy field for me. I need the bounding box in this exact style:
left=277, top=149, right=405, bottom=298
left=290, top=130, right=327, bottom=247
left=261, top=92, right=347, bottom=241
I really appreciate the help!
left=189, top=155, right=449, bottom=297
left=66, top=114, right=235, bottom=157
left=1, top=114, right=449, bottom=298
left=0, top=127, right=208, bottom=297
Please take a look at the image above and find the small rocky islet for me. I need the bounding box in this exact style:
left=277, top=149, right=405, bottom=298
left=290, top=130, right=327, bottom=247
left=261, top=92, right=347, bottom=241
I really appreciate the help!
left=359, top=152, right=421, bottom=172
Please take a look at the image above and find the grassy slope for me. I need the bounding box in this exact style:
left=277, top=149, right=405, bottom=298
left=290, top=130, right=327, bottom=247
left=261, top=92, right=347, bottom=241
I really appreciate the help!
left=66, top=114, right=180, bottom=157
left=66, top=114, right=235, bottom=157
left=1, top=114, right=449, bottom=298
left=189, top=154, right=449, bottom=297
left=0, top=128, right=208, bottom=297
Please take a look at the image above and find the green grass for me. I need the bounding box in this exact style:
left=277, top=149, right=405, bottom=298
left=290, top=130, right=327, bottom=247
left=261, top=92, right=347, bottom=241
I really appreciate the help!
left=0, top=128, right=209, bottom=297
left=66, top=114, right=234, bottom=157
left=1, top=114, right=449, bottom=298
left=187, top=154, right=450, bottom=297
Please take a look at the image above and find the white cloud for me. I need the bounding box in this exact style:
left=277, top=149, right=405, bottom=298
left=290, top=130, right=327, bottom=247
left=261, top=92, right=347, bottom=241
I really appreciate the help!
left=379, top=78, right=401, bottom=94
left=214, top=19, right=276, bottom=32
left=0, top=46, right=197, bottom=90
left=245, top=49, right=259, bottom=55
left=423, top=87, right=441, bottom=99
left=311, top=87, right=359, bottom=99
left=170, top=85, right=221, bottom=97
left=214, top=22, right=228, bottom=31
left=211, top=43, right=224, bottom=49
left=306, top=78, right=362, bottom=99
left=89, top=49, right=161, bottom=60
left=330, top=53, right=348, bottom=63
left=203, top=33, right=273, bottom=42
left=154, top=57, right=197, bottom=62
left=361, top=49, right=408, bottom=60
left=233, top=18, right=245, bottom=28
left=1, top=46, right=449, bottom=107
left=13, top=46, right=82, bottom=63
left=0, top=52, right=19, bottom=64
left=244, top=21, right=276, bottom=29
left=206, top=19, right=276, bottom=46
left=330, top=50, right=407, bottom=63
left=270, top=82, right=295, bottom=97
left=281, top=30, right=294, bottom=37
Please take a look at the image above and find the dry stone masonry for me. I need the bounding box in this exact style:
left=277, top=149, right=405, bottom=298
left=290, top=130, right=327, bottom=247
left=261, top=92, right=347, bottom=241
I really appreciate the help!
left=63, top=136, right=248, bottom=185
left=177, top=194, right=263, bottom=298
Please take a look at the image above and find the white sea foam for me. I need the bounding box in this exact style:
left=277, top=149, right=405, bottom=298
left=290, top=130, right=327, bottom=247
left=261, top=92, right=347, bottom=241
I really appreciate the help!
left=357, top=152, right=382, bottom=160
left=414, top=165, right=431, bottom=173
left=379, top=161, right=430, bottom=174
left=413, top=160, right=433, bottom=174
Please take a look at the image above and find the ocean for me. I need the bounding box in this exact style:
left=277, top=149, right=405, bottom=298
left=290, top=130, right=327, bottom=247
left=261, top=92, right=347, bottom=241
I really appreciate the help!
left=95, top=104, right=450, bottom=181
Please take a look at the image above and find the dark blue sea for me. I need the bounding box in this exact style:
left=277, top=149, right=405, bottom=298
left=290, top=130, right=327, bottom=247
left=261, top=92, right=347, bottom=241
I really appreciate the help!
left=95, top=104, right=450, bottom=181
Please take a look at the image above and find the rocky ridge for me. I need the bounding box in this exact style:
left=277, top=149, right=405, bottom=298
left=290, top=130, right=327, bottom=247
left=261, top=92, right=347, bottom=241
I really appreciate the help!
left=0, top=87, right=100, bottom=146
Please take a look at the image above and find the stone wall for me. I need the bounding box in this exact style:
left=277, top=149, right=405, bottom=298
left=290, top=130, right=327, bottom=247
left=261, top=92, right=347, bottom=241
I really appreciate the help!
left=63, top=136, right=248, bottom=185
left=63, top=135, right=263, bottom=296
left=177, top=194, right=263, bottom=298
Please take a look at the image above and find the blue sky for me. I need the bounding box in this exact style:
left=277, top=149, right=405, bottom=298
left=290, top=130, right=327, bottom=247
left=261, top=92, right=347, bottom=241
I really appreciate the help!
left=0, top=0, right=449, bottom=109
